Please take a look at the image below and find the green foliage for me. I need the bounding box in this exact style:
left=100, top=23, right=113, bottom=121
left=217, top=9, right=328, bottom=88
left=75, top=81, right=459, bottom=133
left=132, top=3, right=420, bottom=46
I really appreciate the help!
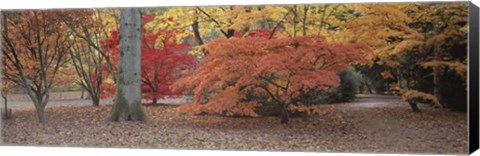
left=312, top=68, right=363, bottom=104
left=334, top=68, right=363, bottom=102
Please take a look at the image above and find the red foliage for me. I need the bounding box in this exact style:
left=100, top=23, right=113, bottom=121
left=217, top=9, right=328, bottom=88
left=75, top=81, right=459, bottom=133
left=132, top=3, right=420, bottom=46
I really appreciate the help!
left=100, top=16, right=196, bottom=103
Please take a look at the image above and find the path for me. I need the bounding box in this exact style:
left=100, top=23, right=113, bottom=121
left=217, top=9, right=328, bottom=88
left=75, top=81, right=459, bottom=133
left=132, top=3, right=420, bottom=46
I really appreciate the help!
left=334, top=94, right=468, bottom=153
left=3, top=91, right=188, bottom=109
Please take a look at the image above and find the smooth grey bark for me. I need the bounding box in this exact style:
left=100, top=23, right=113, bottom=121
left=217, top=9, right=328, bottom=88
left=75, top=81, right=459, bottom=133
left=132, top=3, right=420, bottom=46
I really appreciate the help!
left=107, top=8, right=147, bottom=122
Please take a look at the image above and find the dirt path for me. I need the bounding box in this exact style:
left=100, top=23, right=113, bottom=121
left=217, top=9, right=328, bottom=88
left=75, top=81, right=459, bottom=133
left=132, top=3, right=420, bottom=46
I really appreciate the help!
left=1, top=94, right=468, bottom=154
left=3, top=91, right=188, bottom=109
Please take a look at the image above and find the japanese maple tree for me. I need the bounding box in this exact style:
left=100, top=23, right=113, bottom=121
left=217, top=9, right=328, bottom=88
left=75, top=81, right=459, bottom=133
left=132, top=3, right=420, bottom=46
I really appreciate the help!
left=101, top=16, right=195, bottom=104
left=2, top=10, right=74, bottom=123
left=173, top=35, right=372, bottom=124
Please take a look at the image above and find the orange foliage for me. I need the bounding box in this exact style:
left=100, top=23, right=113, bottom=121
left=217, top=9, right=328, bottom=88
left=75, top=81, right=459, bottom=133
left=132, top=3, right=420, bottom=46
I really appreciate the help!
left=174, top=35, right=372, bottom=119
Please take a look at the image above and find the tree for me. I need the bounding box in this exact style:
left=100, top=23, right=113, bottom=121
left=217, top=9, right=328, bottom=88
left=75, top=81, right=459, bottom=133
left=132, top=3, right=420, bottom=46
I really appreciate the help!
left=146, top=6, right=297, bottom=57
left=61, top=9, right=124, bottom=107
left=410, top=3, right=468, bottom=111
left=174, top=35, right=372, bottom=124
left=140, top=19, right=195, bottom=104
left=1, top=10, right=73, bottom=123
left=101, top=16, right=196, bottom=104
left=69, top=38, right=106, bottom=106
left=1, top=75, right=15, bottom=119
left=339, top=3, right=467, bottom=112
left=337, top=4, right=420, bottom=93
left=62, top=9, right=120, bottom=84
left=106, top=8, right=147, bottom=122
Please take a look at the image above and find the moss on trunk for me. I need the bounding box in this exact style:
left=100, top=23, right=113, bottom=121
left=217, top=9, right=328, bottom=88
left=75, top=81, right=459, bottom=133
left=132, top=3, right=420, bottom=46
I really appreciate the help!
left=107, top=89, right=147, bottom=122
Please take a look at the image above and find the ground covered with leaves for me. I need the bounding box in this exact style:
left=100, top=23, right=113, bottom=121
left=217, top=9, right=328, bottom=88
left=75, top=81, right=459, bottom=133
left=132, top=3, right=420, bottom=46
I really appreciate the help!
left=1, top=95, right=467, bottom=154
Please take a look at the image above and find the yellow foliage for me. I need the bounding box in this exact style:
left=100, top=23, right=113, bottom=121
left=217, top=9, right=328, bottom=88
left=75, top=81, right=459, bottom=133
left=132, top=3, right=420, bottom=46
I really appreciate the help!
left=288, top=104, right=310, bottom=114
left=380, top=71, right=394, bottom=79
left=402, top=90, right=442, bottom=108
left=188, top=46, right=206, bottom=59
left=287, top=104, right=326, bottom=116
left=420, top=60, right=467, bottom=79
left=388, top=83, right=402, bottom=95
left=176, top=103, right=204, bottom=115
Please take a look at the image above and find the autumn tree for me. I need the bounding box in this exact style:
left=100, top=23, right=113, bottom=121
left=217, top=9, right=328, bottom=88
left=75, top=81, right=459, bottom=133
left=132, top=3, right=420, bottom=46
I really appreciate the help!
left=1, top=72, right=15, bottom=120
left=69, top=38, right=106, bottom=106
left=147, top=6, right=297, bottom=57
left=106, top=8, right=147, bottom=122
left=340, top=3, right=467, bottom=112
left=336, top=4, right=418, bottom=93
left=1, top=11, right=73, bottom=123
left=62, top=9, right=120, bottom=84
left=101, top=16, right=196, bottom=104
left=60, top=9, right=124, bottom=107
left=409, top=3, right=468, bottom=111
left=174, top=35, right=371, bottom=124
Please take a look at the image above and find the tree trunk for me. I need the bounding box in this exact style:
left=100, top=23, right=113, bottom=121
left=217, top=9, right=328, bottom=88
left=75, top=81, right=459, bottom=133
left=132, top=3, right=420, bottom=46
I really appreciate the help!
left=293, top=5, right=298, bottom=37
left=280, top=104, right=290, bottom=124
left=191, top=20, right=209, bottom=56
left=408, top=101, right=421, bottom=113
left=35, top=105, right=46, bottom=123
left=432, top=46, right=443, bottom=108
left=92, top=95, right=100, bottom=107
left=2, top=93, right=9, bottom=119
left=433, top=68, right=442, bottom=106
left=191, top=20, right=204, bottom=46
left=0, top=18, right=4, bottom=119
left=152, top=98, right=157, bottom=105
left=302, top=5, right=308, bottom=36
left=4, top=95, right=8, bottom=119
left=363, top=78, right=373, bottom=94
left=80, top=86, right=85, bottom=99
left=107, top=8, right=147, bottom=122
left=226, top=29, right=235, bottom=38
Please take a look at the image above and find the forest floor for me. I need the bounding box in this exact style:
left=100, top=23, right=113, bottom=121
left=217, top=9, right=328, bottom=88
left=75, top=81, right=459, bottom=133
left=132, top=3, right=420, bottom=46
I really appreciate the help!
left=1, top=94, right=468, bottom=154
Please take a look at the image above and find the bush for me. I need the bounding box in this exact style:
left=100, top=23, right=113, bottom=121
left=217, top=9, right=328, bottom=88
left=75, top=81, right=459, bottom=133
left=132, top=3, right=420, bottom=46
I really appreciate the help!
left=307, top=68, right=363, bottom=104
left=332, top=68, right=363, bottom=102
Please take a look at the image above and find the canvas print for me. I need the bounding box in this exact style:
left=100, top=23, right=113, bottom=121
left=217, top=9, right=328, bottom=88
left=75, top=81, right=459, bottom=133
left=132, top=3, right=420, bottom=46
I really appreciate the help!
left=0, top=2, right=471, bottom=154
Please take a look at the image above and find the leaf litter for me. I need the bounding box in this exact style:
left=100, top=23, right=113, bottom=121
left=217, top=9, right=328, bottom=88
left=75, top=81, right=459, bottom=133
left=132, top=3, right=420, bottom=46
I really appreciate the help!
left=1, top=95, right=467, bottom=154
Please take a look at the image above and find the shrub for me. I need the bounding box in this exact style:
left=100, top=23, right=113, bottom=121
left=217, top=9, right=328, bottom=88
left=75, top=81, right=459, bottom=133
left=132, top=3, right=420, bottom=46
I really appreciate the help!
left=331, top=68, right=363, bottom=102
left=300, top=68, right=363, bottom=104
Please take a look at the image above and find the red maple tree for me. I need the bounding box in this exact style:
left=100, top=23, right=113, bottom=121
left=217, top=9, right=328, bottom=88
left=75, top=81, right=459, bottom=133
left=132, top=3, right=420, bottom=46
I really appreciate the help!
left=101, top=16, right=195, bottom=104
